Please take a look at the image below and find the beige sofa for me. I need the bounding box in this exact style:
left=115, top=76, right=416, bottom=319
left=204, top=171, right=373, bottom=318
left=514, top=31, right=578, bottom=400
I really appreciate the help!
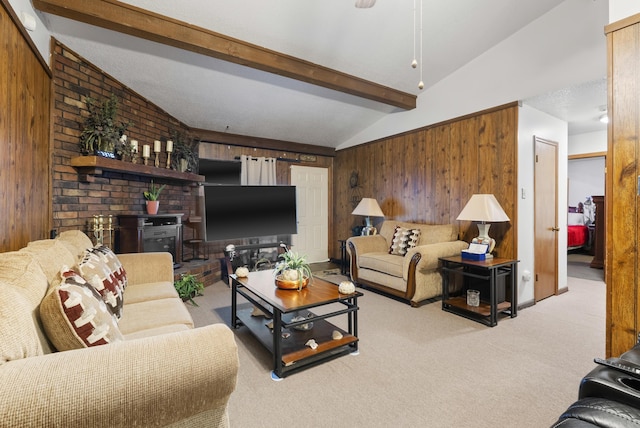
left=347, top=221, right=468, bottom=307
left=0, top=230, right=239, bottom=427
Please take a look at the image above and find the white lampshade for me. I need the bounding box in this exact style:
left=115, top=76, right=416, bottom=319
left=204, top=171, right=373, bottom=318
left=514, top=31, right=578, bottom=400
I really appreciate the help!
left=352, top=198, right=384, bottom=218
left=352, top=198, right=384, bottom=235
left=456, top=194, right=509, bottom=222
left=457, top=194, right=509, bottom=257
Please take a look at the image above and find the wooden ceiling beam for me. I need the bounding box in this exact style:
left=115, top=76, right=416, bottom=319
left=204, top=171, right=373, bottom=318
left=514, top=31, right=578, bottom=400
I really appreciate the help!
left=33, top=0, right=416, bottom=110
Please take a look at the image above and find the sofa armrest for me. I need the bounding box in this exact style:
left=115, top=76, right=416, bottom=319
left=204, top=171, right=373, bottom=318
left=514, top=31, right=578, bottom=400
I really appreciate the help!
left=406, top=240, right=469, bottom=273
left=0, top=324, right=239, bottom=427
left=346, top=235, right=389, bottom=259
left=117, top=252, right=174, bottom=285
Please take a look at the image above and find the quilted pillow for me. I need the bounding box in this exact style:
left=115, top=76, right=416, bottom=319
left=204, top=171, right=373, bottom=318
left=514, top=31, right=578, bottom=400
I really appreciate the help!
left=77, top=248, right=124, bottom=319
left=389, top=226, right=421, bottom=256
left=40, top=269, right=123, bottom=351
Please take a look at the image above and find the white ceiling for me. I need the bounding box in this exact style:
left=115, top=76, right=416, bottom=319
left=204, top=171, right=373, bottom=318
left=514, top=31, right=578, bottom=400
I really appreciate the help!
left=34, top=0, right=607, bottom=148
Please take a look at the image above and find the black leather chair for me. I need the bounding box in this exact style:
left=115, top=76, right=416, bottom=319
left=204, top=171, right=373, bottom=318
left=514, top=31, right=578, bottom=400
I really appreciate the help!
left=552, top=343, right=640, bottom=427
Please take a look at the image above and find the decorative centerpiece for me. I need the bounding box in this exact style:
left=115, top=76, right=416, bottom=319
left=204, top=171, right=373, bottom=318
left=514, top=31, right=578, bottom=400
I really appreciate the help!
left=274, top=250, right=312, bottom=290
left=143, top=180, right=166, bottom=215
left=79, top=94, right=131, bottom=158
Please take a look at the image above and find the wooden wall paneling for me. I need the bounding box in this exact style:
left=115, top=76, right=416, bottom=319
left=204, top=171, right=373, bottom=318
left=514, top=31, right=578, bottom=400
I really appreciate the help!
left=434, top=125, right=451, bottom=225
left=403, top=131, right=427, bottom=222
left=334, top=103, right=518, bottom=261
left=606, top=22, right=640, bottom=356
left=383, top=137, right=401, bottom=219
left=423, top=127, right=437, bottom=224
left=456, top=117, right=480, bottom=242
left=499, top=107, right=518, bottom=259
left=1, top=3, right=52, bottom=251
left=448, top=121, right=464, bottom=226
left=485, top=108, right=517, bottom=258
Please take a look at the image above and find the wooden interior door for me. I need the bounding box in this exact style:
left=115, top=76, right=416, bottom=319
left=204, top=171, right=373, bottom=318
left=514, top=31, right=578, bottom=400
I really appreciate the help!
left=534, top=136, right=559, bottom=302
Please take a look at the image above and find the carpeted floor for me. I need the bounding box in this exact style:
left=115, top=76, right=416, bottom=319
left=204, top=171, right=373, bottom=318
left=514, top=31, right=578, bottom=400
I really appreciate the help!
left=567, top=252, right=604, bottom=281
left=186, top=271, right=605, bottom=427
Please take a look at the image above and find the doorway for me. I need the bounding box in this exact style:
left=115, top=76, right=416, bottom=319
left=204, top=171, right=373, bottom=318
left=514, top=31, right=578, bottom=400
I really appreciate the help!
left=290, top=165, right=329, bottom=263
left=534, top=136, right=559, bottom=302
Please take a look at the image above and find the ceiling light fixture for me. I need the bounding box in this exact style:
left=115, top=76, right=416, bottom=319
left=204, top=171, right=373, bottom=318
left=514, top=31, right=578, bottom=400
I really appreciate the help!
left=355, top=0, right=376, bottom=8
left=418, top=0, right=424, bottom=90
left=411, top=1, right=424, bottom=90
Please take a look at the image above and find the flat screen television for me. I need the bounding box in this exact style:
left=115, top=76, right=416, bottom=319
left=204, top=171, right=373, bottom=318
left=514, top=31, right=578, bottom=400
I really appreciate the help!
left=203, top=185, right=297, bottom=241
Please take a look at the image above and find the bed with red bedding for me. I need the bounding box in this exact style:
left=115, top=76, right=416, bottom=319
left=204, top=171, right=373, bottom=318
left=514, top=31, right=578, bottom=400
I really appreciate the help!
left=567, top=212, right=590, bottom=250
left=568, top=224, right=589, bottom=249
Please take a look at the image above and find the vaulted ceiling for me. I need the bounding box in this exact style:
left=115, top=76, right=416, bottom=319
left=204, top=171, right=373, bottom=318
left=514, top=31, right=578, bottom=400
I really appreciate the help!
left=31, top=0, right=608, bottom=149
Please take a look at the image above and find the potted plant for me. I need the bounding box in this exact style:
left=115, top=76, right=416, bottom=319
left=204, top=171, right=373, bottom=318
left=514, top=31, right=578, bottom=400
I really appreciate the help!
left=80, top=94, right=131, bottom=158
left=174, top=273, right=204, bottom=306
left=170, top=129, right=199, bottom=172
left=274, top=250, right=313, bottom=290
left=143, top=180, right=166, bottom=215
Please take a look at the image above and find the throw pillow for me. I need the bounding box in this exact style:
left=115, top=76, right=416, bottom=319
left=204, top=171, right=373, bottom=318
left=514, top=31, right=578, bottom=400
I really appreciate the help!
left=40, top=269, right=123, bottom=351
left=389, top=226, right=421, bottom=256
left=92, top=245, right=127, bottom=291
left=77, top=249, right=124, bottom=319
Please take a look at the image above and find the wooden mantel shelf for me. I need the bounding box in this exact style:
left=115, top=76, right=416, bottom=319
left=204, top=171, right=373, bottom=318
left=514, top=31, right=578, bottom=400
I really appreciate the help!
left=70, top=156, right=205, bottom=183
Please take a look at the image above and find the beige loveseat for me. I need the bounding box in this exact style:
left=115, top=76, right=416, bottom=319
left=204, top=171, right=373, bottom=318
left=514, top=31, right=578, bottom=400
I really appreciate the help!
left=0, top=230, right=239, bottom=427
left=347, top=221, right=468, bottom=307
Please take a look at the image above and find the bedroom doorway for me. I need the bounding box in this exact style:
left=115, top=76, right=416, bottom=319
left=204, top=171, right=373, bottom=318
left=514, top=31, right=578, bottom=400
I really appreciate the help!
left=534, top=136, right=559, bottom=302
left=567, top=154, right=606, bottom=282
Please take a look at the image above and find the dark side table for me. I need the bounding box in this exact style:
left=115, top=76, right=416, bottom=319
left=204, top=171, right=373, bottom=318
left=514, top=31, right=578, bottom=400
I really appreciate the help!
left=439, top=256, right=519, bottom=327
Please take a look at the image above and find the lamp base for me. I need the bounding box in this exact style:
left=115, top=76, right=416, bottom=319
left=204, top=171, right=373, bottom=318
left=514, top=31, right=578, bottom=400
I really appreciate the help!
left=473, top=222, right=496, bottom=254
left=361, top=226, right=377, bottom=236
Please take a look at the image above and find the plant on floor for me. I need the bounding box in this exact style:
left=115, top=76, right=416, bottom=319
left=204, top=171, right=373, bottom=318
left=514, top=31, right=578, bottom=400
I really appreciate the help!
left=274, top=250, right=313, bottom=290
left=174, top=273, right=204, bottom=306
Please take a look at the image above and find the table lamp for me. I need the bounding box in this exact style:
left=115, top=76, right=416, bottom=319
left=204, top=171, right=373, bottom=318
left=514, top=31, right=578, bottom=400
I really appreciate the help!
left=456, top=194, right=510, bottom=258
left=352, top=198, right=384, bottom=235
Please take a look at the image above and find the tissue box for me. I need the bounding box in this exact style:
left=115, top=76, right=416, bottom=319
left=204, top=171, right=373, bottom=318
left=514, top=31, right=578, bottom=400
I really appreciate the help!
left=461, top=243, right=489, bottom=261
left=461, top=250, right=486, bottom=261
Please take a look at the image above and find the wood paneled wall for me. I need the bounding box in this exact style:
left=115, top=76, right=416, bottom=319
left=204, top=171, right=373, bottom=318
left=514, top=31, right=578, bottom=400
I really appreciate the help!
left=334, top=103, right=518, bottom=260
left=1, top=2, right=52, bottom=252
left=605, top=15, right=640, bottom=356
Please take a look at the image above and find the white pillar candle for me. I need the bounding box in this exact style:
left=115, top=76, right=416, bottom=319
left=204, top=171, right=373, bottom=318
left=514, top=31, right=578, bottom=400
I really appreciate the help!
left=166, top=140, right=173, bottom=153
left=142, top=144, right=150, bottom=158
left=130, top=139, right=138, bottom=153
left=154, top=140, right=161, bottom=153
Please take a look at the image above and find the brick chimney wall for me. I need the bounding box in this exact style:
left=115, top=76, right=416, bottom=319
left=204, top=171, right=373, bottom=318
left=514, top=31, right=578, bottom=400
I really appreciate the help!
left=51, top=40, right=197, bottom=239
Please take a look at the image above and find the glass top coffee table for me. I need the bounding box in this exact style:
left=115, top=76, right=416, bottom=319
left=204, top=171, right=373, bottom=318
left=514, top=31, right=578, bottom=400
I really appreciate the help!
left=231, top=269, right=362, bottom=380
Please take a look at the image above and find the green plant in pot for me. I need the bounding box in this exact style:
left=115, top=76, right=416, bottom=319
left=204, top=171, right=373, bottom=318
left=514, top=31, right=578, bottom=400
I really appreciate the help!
left=143, top=180, right=166, bottom=215
left=169, top=129, right=199, bottom=172
left=80, top=94, right=130, bottom=157
left=274, top=250, right=313, bottom=290
left=174, top=273, right=204, bottom=306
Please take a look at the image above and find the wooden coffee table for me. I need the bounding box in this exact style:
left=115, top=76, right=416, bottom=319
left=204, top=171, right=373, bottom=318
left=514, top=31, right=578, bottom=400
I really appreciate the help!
left=231, top=269, right=362, bottom=379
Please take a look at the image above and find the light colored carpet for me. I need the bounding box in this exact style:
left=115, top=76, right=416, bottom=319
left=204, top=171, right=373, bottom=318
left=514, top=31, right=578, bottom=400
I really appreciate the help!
left=567, top=252, right=604, bottom=282
left=186, top=275, right=605, bottom=428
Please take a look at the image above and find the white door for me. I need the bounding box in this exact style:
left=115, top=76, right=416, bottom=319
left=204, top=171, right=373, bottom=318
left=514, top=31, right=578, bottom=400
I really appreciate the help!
left=290, top=166, right=328, bottom=263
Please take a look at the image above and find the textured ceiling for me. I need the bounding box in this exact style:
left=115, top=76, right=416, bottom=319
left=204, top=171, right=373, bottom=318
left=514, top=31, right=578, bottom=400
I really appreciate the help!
left=35, top=0, right=605, bottom=147
left=523, top=78, right=607, bottom=136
